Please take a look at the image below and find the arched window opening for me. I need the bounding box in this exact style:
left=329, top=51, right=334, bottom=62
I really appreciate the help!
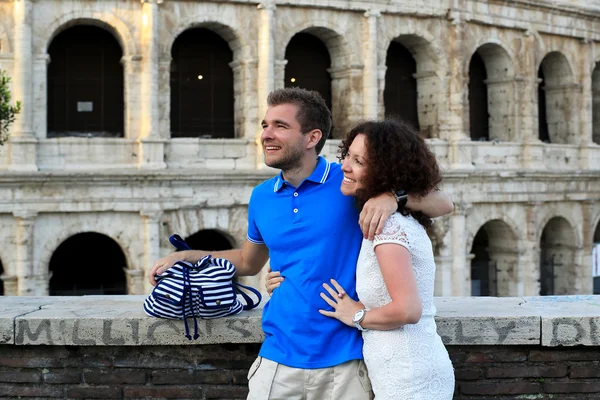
left=538, top=68, right=550, bottom=143
left=470, top=220, right=519, bottom=297
left=284, top=33, right=332, bottom=111
left=0, top=259, right=4, bottom=296
left=170, top=28, right=234, bottom=138
left=471, top=228, right=494, bottom=296
left=49, top=232, right=127, bottom=295
left=468, top=52, right=489, bottom=141
left=593, top=221, right=600, bottom=294
left=47, top=25, right=124, bottom=137
left=185, top=229, right=234, bottom=251
left=538, top=52, right=575, bottom=144
left=384, top=41, right=419, bottom=131
left=540, top=217, right=575, bottom=295
left=592, top=63, right=600, bottom=145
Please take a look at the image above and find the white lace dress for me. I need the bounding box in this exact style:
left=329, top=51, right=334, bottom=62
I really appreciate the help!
left=356, top=213, right=455, bottom=400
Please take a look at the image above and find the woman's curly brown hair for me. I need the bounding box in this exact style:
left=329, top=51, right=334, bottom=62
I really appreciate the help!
left=338, top=119, right=442, bottom=228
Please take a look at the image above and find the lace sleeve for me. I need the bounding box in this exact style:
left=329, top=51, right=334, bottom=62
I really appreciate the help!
left=373, top=213, right=409, bottom=250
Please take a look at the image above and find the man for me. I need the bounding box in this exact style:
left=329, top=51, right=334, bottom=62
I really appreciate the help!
left=149, top=88, right=453, bottom=399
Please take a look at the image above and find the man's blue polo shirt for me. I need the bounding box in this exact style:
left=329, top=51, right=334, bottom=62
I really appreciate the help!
left=247, top=156, right=363, bottom=369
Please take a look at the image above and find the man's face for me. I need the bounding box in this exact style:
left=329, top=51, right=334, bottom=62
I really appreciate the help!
left=260, top=104, right=307, bottom=170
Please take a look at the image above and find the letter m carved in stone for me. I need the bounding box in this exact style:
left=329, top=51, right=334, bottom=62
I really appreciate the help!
left=16, top=320, right=52, bottom=345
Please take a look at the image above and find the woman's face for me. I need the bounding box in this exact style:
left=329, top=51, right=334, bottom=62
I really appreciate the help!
left=340, top=133, right=368, bottom=196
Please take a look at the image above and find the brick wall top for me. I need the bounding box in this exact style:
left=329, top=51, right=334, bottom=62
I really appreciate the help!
left=1, top=295, right=599, bottom=347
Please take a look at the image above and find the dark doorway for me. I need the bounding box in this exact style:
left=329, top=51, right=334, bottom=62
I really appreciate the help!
left=47, top=25, right=124, bottom=137
left=170, top=28, right=234, bottom=138
left=49, top=232, right=127, bottom=295
left=384, top=41, right=419, bottom=131
left=0, top=259, right=4, bottom=296
left=284, top=33, right=332, bottom=111
left=593, top=63, right=600, bottom=145
left=470, top=228, right=495, bottom=296
left=468, top=52, right=489, bottom=141
left=538, top=68, right=550, bottom=143
left=594, top=222, right=600, bottom=294
left=185, top=229, right=234, bottom=251
left=539, top=226, right=556, bottom=296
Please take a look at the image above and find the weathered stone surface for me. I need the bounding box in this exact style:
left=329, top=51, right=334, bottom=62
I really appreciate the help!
left=4, top=296, right=600, bottom=347
left=435, top=297, right=540, bottom=345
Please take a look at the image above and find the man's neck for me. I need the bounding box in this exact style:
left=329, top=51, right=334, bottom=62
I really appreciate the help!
left=282, top=155, right=319, bottom=187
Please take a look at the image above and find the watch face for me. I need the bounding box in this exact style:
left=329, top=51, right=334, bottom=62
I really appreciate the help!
left=353, top=309, right=365, bottom=322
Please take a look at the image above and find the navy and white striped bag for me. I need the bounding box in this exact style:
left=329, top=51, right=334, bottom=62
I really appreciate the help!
left=144, top=234, right=261, bottom=340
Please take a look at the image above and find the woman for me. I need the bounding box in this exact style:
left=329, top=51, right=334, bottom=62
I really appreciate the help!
left=267, top=119, right=455, bottom=399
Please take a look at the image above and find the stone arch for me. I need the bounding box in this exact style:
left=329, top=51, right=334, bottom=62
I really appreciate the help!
left=41, top=12, right=136, bottom=57
left=469, top=219, right=520, bottom=297
left=381, top=32, right=442, bottom=138
left=539, top=216, right=577, bottom=295
left=537, top=51, right=578, bottom=144
left=284, top=32, right=333, bottom=110
left=164, top=20, right=247, bottom=139
left=535, top=211, right=581, bottom=249
left=279, top=25, right=351, bottom=138
left=466, top=42, right=516, bottom=141
left=163, top=20, right=247, bottom=62
left=49, top=232, right=127, bottom=295
left=47, top=25, right=124, bottom=138
left=378, top=23, right=442, bottom=74
left=466, top=212, right=523, bottom=254
left=39, top=226, right=133, bottom=287
left=277, top=23, right=353, bottom=68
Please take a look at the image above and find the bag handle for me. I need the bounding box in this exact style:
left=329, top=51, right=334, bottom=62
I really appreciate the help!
left=234, top=282, right=262, bottom=310
left=169, top=234, right=191, bottom=251
left=169, top=234, right=262, bottom=310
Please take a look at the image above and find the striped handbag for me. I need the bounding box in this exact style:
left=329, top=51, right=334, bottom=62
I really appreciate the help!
left=143, top=234, right=261, bottom=340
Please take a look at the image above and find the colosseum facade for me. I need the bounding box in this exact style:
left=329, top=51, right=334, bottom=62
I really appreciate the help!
left=0, top=0, right=599, bottom=297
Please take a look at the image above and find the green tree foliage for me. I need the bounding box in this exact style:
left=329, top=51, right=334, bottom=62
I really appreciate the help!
left=0, top=70, right=22, bottom=145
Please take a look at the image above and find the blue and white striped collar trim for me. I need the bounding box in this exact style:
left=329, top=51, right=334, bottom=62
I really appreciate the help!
left=273, top=156, right=331, bottom=192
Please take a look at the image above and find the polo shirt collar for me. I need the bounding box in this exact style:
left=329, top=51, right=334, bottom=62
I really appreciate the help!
left=273, top=156, right=331, bottom=192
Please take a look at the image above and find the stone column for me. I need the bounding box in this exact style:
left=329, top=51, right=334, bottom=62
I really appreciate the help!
left=13, top=210, right=37, bottom=295
left=141, top=210, right=162, bottom=294
left=443, top=10, right=472, bottom=170
left=8, top=0, right=37, bottom=171
left=330, top=66, right=363, bottom=138
left=432, top=217, right=453, bottom=296
left=138, top=0, right=166, bottom=169
left=362, top=9, right=380, bottom=120
left=450, top=203, right=470, bottom=295
left=521, top=202, right=541, bottom=295
left=581, top=201, right=595, bottom=294
left=33, top=54, right=50, bottom=138
left=274, top=59, right=287, bottom=91
left=579, top=39, right=594, bottom=170
left=255, top=1, right=276, bottom=166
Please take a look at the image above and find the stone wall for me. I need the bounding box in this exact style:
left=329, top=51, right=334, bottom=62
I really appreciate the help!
left=1, top=295, right=600, bottom=399
left=1, top=344, right=600, bottom=399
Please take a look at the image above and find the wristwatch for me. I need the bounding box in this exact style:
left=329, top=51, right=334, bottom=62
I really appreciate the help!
left=353, top=309, right=368, bottom=331
left=392, top=189, right=408, bottom=209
